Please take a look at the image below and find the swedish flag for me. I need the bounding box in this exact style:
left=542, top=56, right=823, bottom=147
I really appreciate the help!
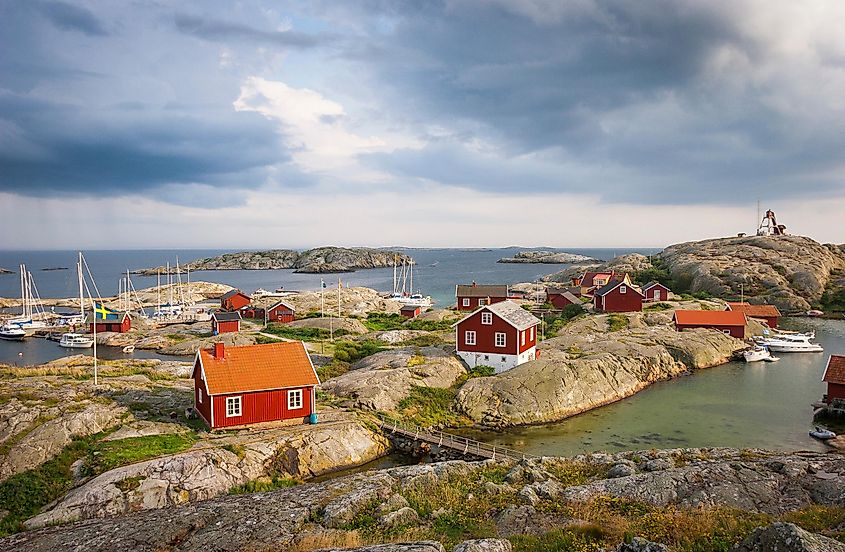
left=94, top=302, right=119, bottom=320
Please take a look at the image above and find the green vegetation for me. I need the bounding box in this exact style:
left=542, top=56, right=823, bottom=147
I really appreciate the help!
left=395, top=386, right=468, bottom=428
left=333, top=339, right=385, bottom=363
left=399, top=333, right=444, bottom=347
left=819, top=271, right=845, bottom=312
left=316, top=360, right=350, bottom=381
left=644, top=302, right=673, bottom=311
left=222, top=443, right=247, bottom=459
left=633, top=256, right=673, bottom=289
left=606, top=314, right=629, bottom=332
left=466, top=365, right=495, bottom=378
left=542, top=303, right=585, bottom=338
left=263, top=323, right=349, bottom=341
left=83, top=433, right=198, bottom=476
left=230, top=476, right=299, bottom=495
left=364, top=312, right=453, bottom=332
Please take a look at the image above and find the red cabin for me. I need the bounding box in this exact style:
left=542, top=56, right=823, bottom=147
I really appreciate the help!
left=673, top=310, right=747, bottom=339
left=725, top=302, right=781, bottom=329
left=594, top=280, right=643, bottom=313
left=220, top=289, right=251, bottom=312
left=192, top=342, right=320, bottom=429
left=87, top=312, right=131, bottom=333
left=455, top=283, right=511, bottom=311
left=642, top=282, right=671, bottom=303
left=454, top=300, right=540, bottom=373
left=212, top=311, right=241, bottom=334
left=400, top=304, right=421, bottom=318
left=266, top=301, right=296, bottom=324
left=572, top=271, right=628, bottom=297
left=822, top=355, right=845, bottom=405
left=546, top=286, right=580, bottom=310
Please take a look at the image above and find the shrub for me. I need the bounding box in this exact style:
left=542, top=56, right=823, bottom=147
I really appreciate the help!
left=396, top=386, right=467, bottom=428
left=264, top=323, right=349, bottom=341
left=607, top=314, right=629, bottom=332
left=316, top=361, right=350, bottom=381
left=230, top=476, right=298, bottom=495
left=363, top=312, right=405, bottom=331
left=333, top=340, right=385, bottom=363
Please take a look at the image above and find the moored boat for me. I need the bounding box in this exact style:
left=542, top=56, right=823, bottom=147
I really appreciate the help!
left=755, top=331, right=823, bottom=353
left=809, top=426, right=836, bottom=440
left=59, top=333, right=94, bottom=349
left=122, top=345, right=135, bottom=353
left=743, top=345, right=772, bottom=362
left=0, top=323, right=26, bottom=341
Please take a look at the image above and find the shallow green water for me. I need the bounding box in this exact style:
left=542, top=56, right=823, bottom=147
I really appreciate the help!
left=465, top=317, right=845, bottom=456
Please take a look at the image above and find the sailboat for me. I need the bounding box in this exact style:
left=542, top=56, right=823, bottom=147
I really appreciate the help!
left=59, top=254, right=93, bottom=349
left=387, top=256, right=433, bottom=308
left=8, top=265, right=48, bottom=333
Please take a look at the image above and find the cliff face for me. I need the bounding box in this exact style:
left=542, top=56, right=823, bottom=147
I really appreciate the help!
left=658, top=235, right=845, bottom=311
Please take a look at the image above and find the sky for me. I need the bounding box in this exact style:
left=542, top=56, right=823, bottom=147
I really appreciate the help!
left=1, top=0, right=844, bottom=249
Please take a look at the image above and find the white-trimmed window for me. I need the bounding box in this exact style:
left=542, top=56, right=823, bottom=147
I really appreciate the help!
left=288, top=389, right=303, bottom=410
left=462, top=298, right=470, bottom=307
left=481, top=312, right=493, bottom=325
left=197, top=388, right=203, bottom=404
left=478, top=298, right=488, bottom=306
left=495, top=332, right=506, bottom=347
left=465, top=330, right=477, bottom=345
left=226, top=396, right=242, bottom=417
left=722, top=329, right=731, bottom=335
left=620, top=285, right=627, bottom=294
left=521, top=331, right=526, bottom=346
left=530, top=327, right=535, bottom=340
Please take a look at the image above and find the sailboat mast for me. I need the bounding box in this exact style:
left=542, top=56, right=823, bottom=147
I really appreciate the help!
left=167, top=262, right=172, bottom=305
left=410, top=259, right=413, bottom=294
left=157, top=269, right=161, bottom=312
left=126, top=269, right=131, bottom=311
left=78, top=253, right=84, bottom=318
left=19, top=264, right=24, bottom=318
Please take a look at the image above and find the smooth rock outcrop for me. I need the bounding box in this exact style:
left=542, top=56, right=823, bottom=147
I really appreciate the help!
left=735, top=522, right=845, bottom=551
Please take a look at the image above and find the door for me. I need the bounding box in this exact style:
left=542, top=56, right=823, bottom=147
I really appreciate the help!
left=654, top=290, right=661, bottom=301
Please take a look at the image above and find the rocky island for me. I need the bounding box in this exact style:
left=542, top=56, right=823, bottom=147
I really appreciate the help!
left=0, top=268, right=12, bottom=275
left=497, top=250, right=597, bottom=264
left=135, top=247, right=412, bottom=275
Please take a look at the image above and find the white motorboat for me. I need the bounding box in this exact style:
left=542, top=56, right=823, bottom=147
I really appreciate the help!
left=122, top=345, right=135, bottom=354
left=743, top=345, right=772, bottom=362
left=0, top=323, right=26, bottom=341
left=59, top=333, right=94, bottom=348
left=809, top=426, right=836, bottom=440
left=757, top=333, right=823, bottom=353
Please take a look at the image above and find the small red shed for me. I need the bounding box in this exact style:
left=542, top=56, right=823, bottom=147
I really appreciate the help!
left=455, top=283, right=510, bottom=311
left=642, top=281, right=671, bottom=303
left=192, top=341, right=320, bottom=429
left=822, top=355, right=845, bottom=404
left=221, top=289, right=251, bottom=312
left=673, top=310, right=747, bottom=338
left=212, top=311, right=241, bottom=334
left=594, top=280, right=643, bottom=312
left=87, top=312, right=131, bottom=333
left=266, top=301, right=296, bottom=324
left=546, top=286, right=580, bottom=310
left=400, top=304, right=421, bottom=318
left=725, top=302, right=781, bottom=329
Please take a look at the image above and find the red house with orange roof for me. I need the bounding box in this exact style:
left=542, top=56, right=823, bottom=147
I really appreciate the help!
left=822, top=355, right=845, bottom=404
left=192, top=341, right=320, bottom=429
left=725, top=302, right=781, bottom=329
left=572, top=271, right=631, bottom=297
left=673, top=310, right=747, bottom=339
left=220, top=289, right=251, bottom=312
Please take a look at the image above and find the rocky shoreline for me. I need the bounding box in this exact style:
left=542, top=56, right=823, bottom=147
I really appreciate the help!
left=497, top=250, right=597, bottom=264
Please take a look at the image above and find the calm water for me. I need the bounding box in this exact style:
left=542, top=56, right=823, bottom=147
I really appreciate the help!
left=0, top=247, right=659, bottom=308
left=0, top=337, right=193, bottom=366
left=462, top=317, right=845, bottom=455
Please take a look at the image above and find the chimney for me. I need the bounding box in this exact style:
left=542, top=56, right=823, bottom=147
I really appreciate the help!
left=213, top=342, right=225, bottom=359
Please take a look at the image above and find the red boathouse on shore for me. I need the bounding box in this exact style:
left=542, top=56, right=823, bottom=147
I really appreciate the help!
left=220, top=290, right=251, bottom=312
left=725, top=302, right=781, bottom=329
left=266, top=301, right=296, bottom=324
left=87, top=312, right=131, bottom=333
left=822, top=355, right=845, bottom=405
left=212, top=311, right=241, bottom=334
left=192, top=342, right=320, bottom=429
left=673, top=310, right=747, bottom=339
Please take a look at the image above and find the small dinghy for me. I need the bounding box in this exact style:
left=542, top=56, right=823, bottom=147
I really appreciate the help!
left=122, top=345, right=135, bottom=354
left=809, top=426, right=836, bottom=440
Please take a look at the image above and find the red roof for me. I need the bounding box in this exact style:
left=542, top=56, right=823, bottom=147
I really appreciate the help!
left=823, top=355, right=845, bottom=385
left=673, top=310, right=747, bottom=327
left=726, top=302, right=781, bottom=318
left=196, top=342, right=319, bottom=395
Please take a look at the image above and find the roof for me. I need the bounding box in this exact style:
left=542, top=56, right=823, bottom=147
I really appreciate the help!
left=594, top=280, right=643, bottom=297
left=268, top=300, right=295, bottom=312
left=400, top=304, right=421, bottom=311
left=196, top=341, right=319, bottom=395
left=642, top=281, right=670, bottom=291
left=673, top=310, right=747, bottom=327
left=725, top=302, right=781, bottom=318
left=546, top=287, right=580, bottom=304
left=86, top=312, right=128, bottom=323
left=212, top=311, right=242, bottom=322
left=823, top=355, right=845, bottom=385
left=221, top=289, right=250, bottom=301
left=579, top=271, right=615, bottom=286
left=454, top=300, right=540, bottom=331
left=456, top=284, right=509, bottom=298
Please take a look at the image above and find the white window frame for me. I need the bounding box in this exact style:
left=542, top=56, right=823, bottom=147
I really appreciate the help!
left=197, top=387, right=203, bottom=404
left=288, top=389, right=303, bottom=410
left=462, top=298, right=470, bottom=307
left=620, top=285, right=627, bottom=294
left=495, top=332, right=506, bottom=347
left=226, top=396, right=242, bottom=417
left=530, top=327, right=535, bottom=340
left=654, top=290, right=661, bottom=300
left=521, top=331, right=526, bottom=346
left=465, top=330, right=476, bottom=345
left=478, top=298, right=488, bottom=306
left=722, top=329, right=731, bottom=335
left=481, top=312, right=493, bottom=325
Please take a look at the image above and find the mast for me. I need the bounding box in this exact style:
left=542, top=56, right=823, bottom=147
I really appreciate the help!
left=410, top=258, right=414, bottom=295
left=176, top=257, right=185, bottom=305
left=156, top=269, right=161, bottom=313
left=127, top=269, right=131, bottom=311
left=19, top=264, right=25, bottom=318
left=166, top=262, right=172, bottom=305
left=392, top=255, right=398, bottom=295
left=78, top=253, right=84, bottom=319
left=186, top=265, right=191, bottom=305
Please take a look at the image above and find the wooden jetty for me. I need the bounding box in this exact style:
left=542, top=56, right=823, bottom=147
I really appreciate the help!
left=376, top=414, right=534, bottom=462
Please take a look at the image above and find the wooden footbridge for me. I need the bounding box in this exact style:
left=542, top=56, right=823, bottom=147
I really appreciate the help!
left=376, top=414, right=534, bottom=462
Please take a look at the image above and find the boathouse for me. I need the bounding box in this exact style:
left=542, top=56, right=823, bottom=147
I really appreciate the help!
left=454, top=300, right=541, bottom=373
left=266, top=301, right=296, bottom=324
left=220, top=290, right=251, bottom=312
left=822, top=355, right=845, bottom=405
left=400, top=304, right=422, bottom=318
left=725, top=302, right=781, bottom=329
left=594, top=280, right=643, bottom=313
left=212, top=311, right=241, bottom=334
left=87, top=312, right=131, bottom=333
left=192, top=342, right=319, bottom=429
left=455, top=283, right=510, bottom=311
left=673, top=310, right=747, bottom=338
left=642, top=281, right=671, bottom=303
left=545, top=287, right=580, bottom=310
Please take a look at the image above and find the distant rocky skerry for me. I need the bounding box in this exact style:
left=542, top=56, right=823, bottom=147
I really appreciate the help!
left=0, top=267, right=13, bottom=275
left=497, top=250, right=598, bottom=264
left=135, top=247, right=412, bottom=275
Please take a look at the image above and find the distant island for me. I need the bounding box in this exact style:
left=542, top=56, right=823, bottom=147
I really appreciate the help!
left=498, top=250, right=598, bottom=264
left=41, top=267, right=69, bottom=271
left=0, top=267, right=13, bottom=275
left=134, top=247, right=413, bottom=275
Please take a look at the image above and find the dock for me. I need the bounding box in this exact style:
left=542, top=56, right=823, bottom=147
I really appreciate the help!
left=376, top=414, right=534, bottom=462
left=812, top=402, right=845, bottom=417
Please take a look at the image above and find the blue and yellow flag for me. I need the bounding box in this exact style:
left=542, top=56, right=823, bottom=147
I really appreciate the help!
left=94, top=302, right=119, bottom=320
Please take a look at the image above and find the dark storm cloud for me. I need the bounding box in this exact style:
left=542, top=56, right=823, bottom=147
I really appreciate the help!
left=173, top=14, right=328, bottom=49
left=34, top=0, right=108, bottom=36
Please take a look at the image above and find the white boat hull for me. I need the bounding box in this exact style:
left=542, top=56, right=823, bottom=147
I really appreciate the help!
left=0, top=332, right=26, bottom=341
left=765, top=344, right=824, bottom=353
left=59, top=333, right=94, bottom=348
left=743, top=348, right=771, bottom=362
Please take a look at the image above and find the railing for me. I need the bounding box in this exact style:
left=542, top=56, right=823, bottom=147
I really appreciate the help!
left=376, top=413, right=534, bottom=462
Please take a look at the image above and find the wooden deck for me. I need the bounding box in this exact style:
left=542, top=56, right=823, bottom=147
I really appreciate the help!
left=377, top=414, right=534, bottom=462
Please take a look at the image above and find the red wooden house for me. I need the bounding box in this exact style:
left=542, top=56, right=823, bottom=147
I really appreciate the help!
left=546, top=286, right=580, bottom=310
left=400, top=304, right=421, bottom=318
left=220, top=290, right=251, bottom=312
left=454, top=300, right=541, bottom=373
left=192, top=342, right=320, bottom=429
left=455, top=283, right=510, bottom=311
left=642, top=282, right=671, bottom=302
left=673, top=310, right=747, bottom=338
left=725, top=302, right=781, bottom=329
left=87, top=312, right=131, bottom=333
left=572, top=271, right=630, bottom=297
left=266, top=301, right=296, bottom=324
left=822, top=355, right=845, bottom=405
left=594, top=280, right=643, bottom=312
left=212, top=311, right=241, bottom=334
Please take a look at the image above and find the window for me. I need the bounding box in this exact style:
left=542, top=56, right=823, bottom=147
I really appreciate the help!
left=620, top=285, right=627, bottom=294
left=197, top=388, right=202, bottom=404
left=483, top=355, right=489, bottom=361
left=479, top=298, right=488, bottom=306
left=495, top=332, right=506, bottom=347
left=462, top=298, right=470, bottom=307
left=521, top=331, right=526, bottom=346
left=465, top=330, right=476, bottom=345
left=722, top=329, right=731, bottom=335
left=654, top=290, right=661, bottom=300
left=288, top=389, right=303, bottom=410
left=530, top=327, right=535, bottom=340
left=481, top=312, right=492, bottom=325
left=226, top=396, right=241, bottom=417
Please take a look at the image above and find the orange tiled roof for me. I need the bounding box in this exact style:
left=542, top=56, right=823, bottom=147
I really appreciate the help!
left=823, top=355, right=845, bottom=385
left=674, top=310, right=747, bottom=327
left=726, top=302, right=781, bottom=318
left=198, top=342, right=318, bottom=395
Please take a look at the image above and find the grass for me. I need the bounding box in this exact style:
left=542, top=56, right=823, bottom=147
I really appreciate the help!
left=263, top=323, right=349, bottom=342
left=644, top=302, right=673, bottom=311
left=316, top=360, right=351, bottom=381
left=607, top=314, right=629, bottom=332
left=395, top=386, right=468, bottom=428
left=0, top=363, right=177, bottom=381
left=333, top=340, right=385, bottom=363
left=542, top=303, right=585, bottom=338
left=364, top=312, right=454, bottom=332
left=83, top=433, right=198, bottom=476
